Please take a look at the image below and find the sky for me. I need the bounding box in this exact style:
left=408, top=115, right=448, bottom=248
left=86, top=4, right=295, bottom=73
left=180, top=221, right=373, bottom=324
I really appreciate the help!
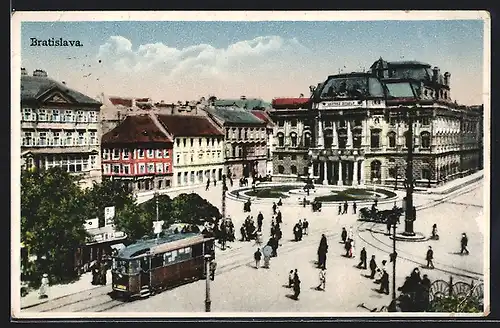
left=19, top=19, right=485, bottom=105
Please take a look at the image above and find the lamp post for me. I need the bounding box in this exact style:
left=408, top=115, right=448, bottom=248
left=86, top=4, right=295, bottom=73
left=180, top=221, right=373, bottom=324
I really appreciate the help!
left=394, top=165, right=399, bottom=190
left=204, top=254, right=212, bottom=312
left=402, top=107, right=417, bottom=236
left=221, top=174, right=227, bottom=250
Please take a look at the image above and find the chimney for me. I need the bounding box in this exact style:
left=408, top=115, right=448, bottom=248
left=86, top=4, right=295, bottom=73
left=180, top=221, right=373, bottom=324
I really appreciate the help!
left=432, top=66, right=439, bottom=83
left=444, top=72, right=451, bottom=87
left=240, top=95, right=246, bottom=100
left=21, top=68, right=27, bottom=76
left=33, top=69, right=47, bottom=77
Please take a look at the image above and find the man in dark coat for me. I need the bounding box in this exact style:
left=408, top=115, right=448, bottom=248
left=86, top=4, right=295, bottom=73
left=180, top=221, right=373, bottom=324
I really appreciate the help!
left=338, top=205, right=342, bottom=215
left=293, top=269, right=301, bottom=300
left=257, top=211, right=264, bottom=232
left=343, top=201, right=349, bottom=214
left=206, top=178, right=211, bottom=191
left=369, top=255, right=377, bottom=279
left=421, top=274, right=431, bottom=310
left=357, top=247, right=367, bottom=269
left=341, top=227, right=347, bottom=243
left=317, top=234, right=328, bottom=269
left=426, top=246, right=434, bottom=269
left=276, top=210, right=282, bottom=225
left=353, top=202, right=357, bottom=214
left=272, top=202, right=277, bottom=215
left=303, top=219, right=309, bottom=235
left=254, top=248, right=262, bottom=269
left=379, top=269, right=390, bottom=295
left=344, top=239, right=352, bottom=257
left=460, top=233, right=470, bottom=255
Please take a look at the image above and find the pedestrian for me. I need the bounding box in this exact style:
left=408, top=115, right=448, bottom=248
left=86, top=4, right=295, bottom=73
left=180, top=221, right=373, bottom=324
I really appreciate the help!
left=206, top=178, right=211, bottom=191
left=426, top=246, right=434, bottom=269
left=293, top=269, right=301, bottom=300
left=369, top=255, right=377, bottom=279
left=358, top=247, right=367, bottom=269
left=421, top=274, right=431, bottom=309
left=344, top=239, right=352, bottom=257
left=278, top=198, right=283, bottom=206
left=100, top=261, right=108, bottom=285
left=39, top=273, right=49, bottom=299
left=318, top=234, right=328, bottom=269
left=348, top=226, right=354, bottom=240
left=276, top=210, right=282, bottom=225
left=288, top=270, right=294, bottom=288
left=460, top=233, right=470, bottom=255
left=316, top=268, right=326, bottom=291
left=343, top=201, right=349, bottom=214
left=379, top=269, right=390, bottom=295
left=240, top=224, right=246, bottom=242
left=254, top=248, right=262, bottom=269
left=350, top=238, right=356, bottom=258
left=257, top=211, right=264, bottom=232
left=381, top=260, right=387, bottom=273
left=341, top=227, right=347, bottom=243
left=338, top=204, right=342, bottom=215
left=303, top=218, right=309, bottom=235
left=213, top=178, right=217, bottom=186
left=353, top=202, right=357, bottom=214
left=254, top=231, right=263, bottom=246
left=272, top=202, right=277, bottom=215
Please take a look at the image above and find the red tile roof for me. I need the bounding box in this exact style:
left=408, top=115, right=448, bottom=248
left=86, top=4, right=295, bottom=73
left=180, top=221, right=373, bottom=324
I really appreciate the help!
left=156, top=115, right=223, bottom=137
left=250, top=110, right=274, bottom=126
left=272, top=97, right=310, bottom=109
left=109, top=97, right=133, bottom=107
left=101, top=114, right=173, bottom=145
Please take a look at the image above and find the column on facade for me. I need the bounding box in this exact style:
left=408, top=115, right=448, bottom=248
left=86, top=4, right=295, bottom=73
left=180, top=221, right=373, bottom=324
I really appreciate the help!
left=353, top=160, right=358, bottom=185
left=346, top=121, right=353, bottom=149
left=322, top=161, right=328, bottom=185
left=359, top=160, right=365, bottom=185
left=337, top=161, right=343, bottom=186
left=332, top=121, right=338, bottom=148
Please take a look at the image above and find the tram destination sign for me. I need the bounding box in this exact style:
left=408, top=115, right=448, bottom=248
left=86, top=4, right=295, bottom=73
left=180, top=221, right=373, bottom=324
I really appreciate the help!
left=318, top=100, right=364, bottom=109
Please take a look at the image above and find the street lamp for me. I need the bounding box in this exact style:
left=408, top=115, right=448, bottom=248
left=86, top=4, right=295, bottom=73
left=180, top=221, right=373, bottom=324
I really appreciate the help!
left=221, top=174, right=227, bottom=251
left=394, top=165, right=399, bottom=190
left=402, top=106, right=418, bottom=236
left=204, top=254, right=212, bottom=312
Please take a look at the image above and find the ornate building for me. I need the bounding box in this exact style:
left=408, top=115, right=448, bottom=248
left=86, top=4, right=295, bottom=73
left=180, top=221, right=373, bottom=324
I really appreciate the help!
left=20, top=68, right=102, bottom=188
left=204, top=107, right=268, bottom=179
left=250, top=110, right=275, bottom=176
left=269, top=58, right=483, bottom=188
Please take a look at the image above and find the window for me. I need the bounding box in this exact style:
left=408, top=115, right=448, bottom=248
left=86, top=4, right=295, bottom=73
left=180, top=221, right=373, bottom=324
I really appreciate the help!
left=113, top=149, right=120, bottom=160
left=278, top=165, right=285, bottom=174
left=176, top=154, right=180, bottom=164
left=147, top=149, right=154, bottom=158
left=190, top=171, right=195, bottom=183
left=23, top=108, right=33, bottom=121
left=277, top=133, right=284, bottom=147
left=64, top=110, right=73, bottom=122
left=138, top=149, right=145, bottom=159
left=147, top=163, right=155, bottom=173
left=339, top=120, right=346, bottom=128
left=388, top=131, right=396, bottom=148
left=65, top=132, right=73, bottom=146
left=190, top=138, right=194, bottom=147
left=89, top=111, right=97, bottom=123
left=238, top=128, right=242, bottom=139
left=290, top=133, right=297, bottom=147
left=422, top=168, right=431, bottom=180
left=291, top=119, right=297, bottom=127
left=22, top=131, right=33, bottom=146
left=164, top=163, right=170, bottom=173
left=244, top=129, right=248, bottom=140
left=139, top=163, right=146, bottom=174
left=291, top=165, right=297, bottom=174
left=212, top=138, right=215, bottom=146
left=78, top=131, right=85, bottom=145
left=38, top=109, right=47, bottom=121
left=163, top=149, right=170, bottom=158
left=404, top=131, right=410, bottom=148
left=421, top=132, right=431, bottom=148
left=156, top=149, right=162, bottom=158
left=183, top=138, right=186, bottom=147
left=52, top=131, right=60, bottom=146
left=278, top=120, right=284, bottom=127
left=421, top=117, right=430, bottom=126
left=112, top=164, right=120, bottom=174
left=370, top=130, right=380, bottom=148
left=102, top=149, right=110, bottom=160
left=353, top=135, right=362, bottom=148
left=303, top=154, right=308, bottom=160
left=278, top=154, right=284, bottom=160
left=89, top=131, right=97, bottom=145
left=177, top=173, right=182, bottom=185
left=123, top=149, right=130, bottom=159
left=304, top=132, right=311, bottom=147
left=338, top=136, right=346, bottom=149
left=291, top=154, right=297, bottom=160
left=156, top=163, right=164, bottom=173
left=176, top=139, right=180, bottom=147
left=190, top=154, right=194, bottom=163
left=151, top=255, right=164, bottom=269
left=76, top=111, right=84, bottom=122
left=90, top=155, right=96, bottom=169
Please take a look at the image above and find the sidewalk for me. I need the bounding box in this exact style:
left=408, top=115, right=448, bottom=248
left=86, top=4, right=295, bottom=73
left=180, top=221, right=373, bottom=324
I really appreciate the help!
left=20, top=271, right=112, bottom=310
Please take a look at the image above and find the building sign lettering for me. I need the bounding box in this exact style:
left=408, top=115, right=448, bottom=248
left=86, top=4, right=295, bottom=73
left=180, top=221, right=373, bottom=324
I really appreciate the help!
left=319, top=100, right=364, bottom=109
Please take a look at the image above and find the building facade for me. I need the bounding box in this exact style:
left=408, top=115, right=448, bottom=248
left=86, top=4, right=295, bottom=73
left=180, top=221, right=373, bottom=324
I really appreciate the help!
left=101, top=113, right=174, bottom=192
left=270, top=58, right=483, bottom=188
left=20, top=68, right=102, bottom=188
left=251, top=110, right=275, bottom=176
left=204, top=107, right=268, bottom=179
left=155, top=115, right=225, bottom=187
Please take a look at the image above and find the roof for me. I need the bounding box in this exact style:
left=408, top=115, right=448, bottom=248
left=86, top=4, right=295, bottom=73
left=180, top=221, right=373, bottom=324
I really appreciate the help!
left=213, top=98, right=271, bottom=110
left=156, top=115, right=223, bottom=137
left=116, top=232, right=204, bottom=259
left=21, top=75, right=101, bottom=105
left=272, top=98, right=310, bottom=109
left=101, top=114, right=173, bottom=145
left=250, top=110, right=274, bottom=127
left=109, top=97, right=133, bottom=107
left=387, top=60, right=432, bottom=67
left=205, top=107, right=266, bottom=125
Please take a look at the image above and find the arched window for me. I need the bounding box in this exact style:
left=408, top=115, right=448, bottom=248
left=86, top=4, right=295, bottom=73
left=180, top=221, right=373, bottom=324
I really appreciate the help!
left=277, top=133, right=284, bottom=147
left=403, top=131, right=410, bottom=148
left=420, top=132, right=431, bottom=148
left=278, top=165, right=285, bottom=174
left=370, top=129, right=380, bottom=148
left=303, top=166, right=309, bottom=176
left=291, top=165, right=297, bottom=174
left=370, top=160, right=382, bottom=181
left=387, top=131, right=396, bottom=148
left=290, top=132, right=297, bottom=147
left=303, top=132, right=311, bottom=147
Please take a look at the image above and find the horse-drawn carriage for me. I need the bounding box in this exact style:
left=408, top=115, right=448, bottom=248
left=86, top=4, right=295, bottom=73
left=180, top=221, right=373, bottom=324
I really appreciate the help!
left=243, top=199, right=252, bottom=212
left=358, top=205, right=404, bottom=223
left=311, top=199, right=322, bottom=212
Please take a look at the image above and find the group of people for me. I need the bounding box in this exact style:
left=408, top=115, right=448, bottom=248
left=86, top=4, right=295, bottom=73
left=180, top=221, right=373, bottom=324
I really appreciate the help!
left=240, top=216, right=258, bottom=242
left=288, top=269, right=302, bottom=300
left=397, top=267, right=432, bottom=311
left=341, top=226, right=356, bottom=258
left=293, top=219, right=309, bottom=242
left=338, top=201, right=358, bottom=215
left=91, top=258, right=109, bottom=286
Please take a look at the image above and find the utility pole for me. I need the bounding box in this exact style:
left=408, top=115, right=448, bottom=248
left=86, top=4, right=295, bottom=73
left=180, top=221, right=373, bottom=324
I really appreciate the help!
left=392, top=220, right=397, bottom=301
left=205, top=254, right=212, bottom=312
left=221, top=174, right=227, bottom=250
left=403, top=110, right=415, bottom=236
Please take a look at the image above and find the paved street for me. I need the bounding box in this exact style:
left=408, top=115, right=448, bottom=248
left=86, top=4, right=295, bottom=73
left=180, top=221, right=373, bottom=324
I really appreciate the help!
left=20, top=179, right=485, bottom=314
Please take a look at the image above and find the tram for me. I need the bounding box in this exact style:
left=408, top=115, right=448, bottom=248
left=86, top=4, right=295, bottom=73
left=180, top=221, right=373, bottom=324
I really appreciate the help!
left=111, top=232, right=215, bottom=299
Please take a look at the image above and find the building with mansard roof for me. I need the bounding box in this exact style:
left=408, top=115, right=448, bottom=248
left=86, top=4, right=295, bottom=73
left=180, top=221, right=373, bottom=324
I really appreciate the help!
left=20, top=68, right=102, bottom=188
left=269, top=58, right=483, bottom=188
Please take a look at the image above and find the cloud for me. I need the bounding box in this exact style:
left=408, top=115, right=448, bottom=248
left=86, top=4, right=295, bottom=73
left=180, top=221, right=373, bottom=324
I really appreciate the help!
left=97, top=35, right=308, bottom=79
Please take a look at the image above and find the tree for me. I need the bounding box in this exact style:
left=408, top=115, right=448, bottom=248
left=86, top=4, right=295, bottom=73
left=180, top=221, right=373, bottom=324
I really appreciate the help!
left=113, top=202, right=155, bottom=241
left=170, top=193, right=221, bottom=225
left=140, top=194, right=174, bottom=226
left=428, top=295, right=483, bottom=313
left=21, top=167, right=89, bottom=284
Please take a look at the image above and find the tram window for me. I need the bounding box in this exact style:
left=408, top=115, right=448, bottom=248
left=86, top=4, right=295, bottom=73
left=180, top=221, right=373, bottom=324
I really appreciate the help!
left=128, top=260, right=140, bottom=274
left=192, top=243, right=203, bottom=257
left=178, top=248, right=184, bottom=254
left=171, top=250, right=178, bottom=261
left=151, top=254, right=164, bottom=269
left=184, top=247, right=191, bottom=256
left=113, top=258, right=128, bottom=274
left=164, top=252, right=172, bottom=264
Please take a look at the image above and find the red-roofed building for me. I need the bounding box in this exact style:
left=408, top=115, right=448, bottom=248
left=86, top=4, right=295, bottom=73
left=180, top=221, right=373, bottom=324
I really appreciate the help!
left=156, top=115, right=225, bottom=187
left=101, top=113, right=174, bottom=191
left=271, top=97, right=310, bottom=109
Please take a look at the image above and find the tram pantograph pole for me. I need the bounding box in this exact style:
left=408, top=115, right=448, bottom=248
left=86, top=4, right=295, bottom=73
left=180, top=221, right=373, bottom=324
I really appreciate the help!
left=205, top=255, right=212, bottom=312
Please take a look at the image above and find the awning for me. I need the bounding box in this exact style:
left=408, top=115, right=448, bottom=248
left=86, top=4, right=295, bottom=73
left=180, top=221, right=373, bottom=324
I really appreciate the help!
left=111, top=243, right=126, bottom=251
